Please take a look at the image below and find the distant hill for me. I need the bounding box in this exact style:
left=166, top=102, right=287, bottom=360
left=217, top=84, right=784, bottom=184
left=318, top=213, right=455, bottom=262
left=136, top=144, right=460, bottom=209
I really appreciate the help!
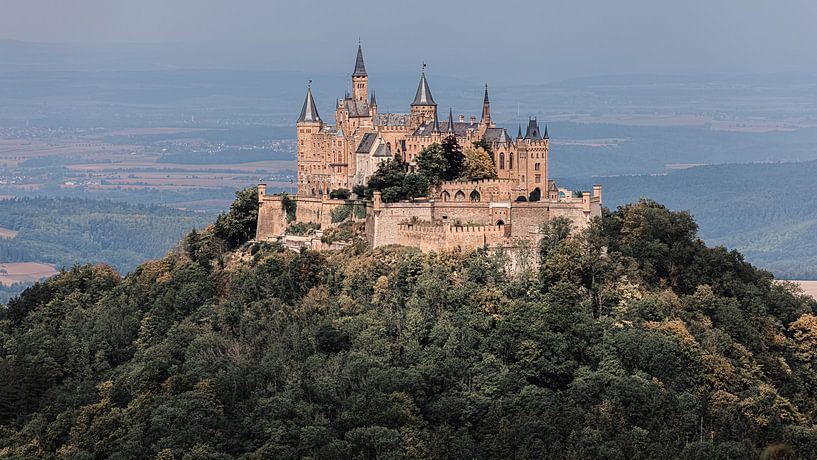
left=0, top=197, right=214, bottom=302
left=561, top=159, right=817, bottom=278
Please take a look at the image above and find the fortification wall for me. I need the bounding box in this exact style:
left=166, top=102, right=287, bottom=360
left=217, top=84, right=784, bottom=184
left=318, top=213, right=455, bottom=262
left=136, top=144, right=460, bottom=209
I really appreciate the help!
left=396, top=223, right=505, bottom=252
left=256, top=184, right=287, bottom=240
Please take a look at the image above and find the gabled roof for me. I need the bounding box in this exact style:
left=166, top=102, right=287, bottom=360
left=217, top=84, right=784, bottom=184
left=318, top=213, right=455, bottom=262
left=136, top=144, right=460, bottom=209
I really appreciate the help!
left=355, top=132, right=379, bottom=153
left=352, top=45, right=367, bottom=77
left=524, top=118, right=541, bottom=139
left=411, top=70, right=436, bottom=106
left=483, top=127, right=511, bottom=145
left=297, top=86, right=321, bottom=123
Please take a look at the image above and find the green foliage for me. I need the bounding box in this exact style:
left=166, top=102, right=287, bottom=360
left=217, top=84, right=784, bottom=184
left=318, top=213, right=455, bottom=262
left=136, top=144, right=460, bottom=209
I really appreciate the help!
left=472, top=139, right=494, bottom=161
left=402, top=173, right=429, bottom=200
left=281, top=193, right=297, bottom=223
left=213, top=186, right=258, bottom=249
left=331, top=204, right=352, bottom=223
left=441, top=135, right=464, bottom=181
left=529, top=188, right=541, bottom=202
left=329, top=188, right=351, bottom=200
left=1, top=200, right=816, bottom=458
left=286, top=222, right=320, bottom=235
left=416, top=143, right=448, bottom=185
left=462, top=147, right=498, bottom=181
left=351, top=184, right=366, bottom=197
left=366, top=155, right=428, bottom=202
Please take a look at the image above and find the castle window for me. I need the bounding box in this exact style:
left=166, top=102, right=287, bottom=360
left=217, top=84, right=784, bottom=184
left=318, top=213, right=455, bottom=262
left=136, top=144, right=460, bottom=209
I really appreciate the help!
left=509, top=154, right=513, bottom=169
left=535, top=163, right=541, bottom=171
left=470, top=190, right=481, bottom=202
left=499, top=153, right=505, bottom=169
left=455, top=191, right=466, bottom=201
left=535, top=174, right=541, bottom=183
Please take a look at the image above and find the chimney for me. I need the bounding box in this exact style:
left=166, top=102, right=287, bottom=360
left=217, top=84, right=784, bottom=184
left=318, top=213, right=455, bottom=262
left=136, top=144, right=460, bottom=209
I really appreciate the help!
left=469, top=116, right=476, bottom=124
left=459, top=114, right=465, bottom=122
left=593, top=184, right=602, bottom=204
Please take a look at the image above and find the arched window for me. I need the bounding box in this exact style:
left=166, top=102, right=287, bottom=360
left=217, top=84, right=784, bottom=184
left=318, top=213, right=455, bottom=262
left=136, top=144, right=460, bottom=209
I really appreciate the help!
left=499, top=153, right=505, bottom=170
left=529, top=187, right=541, bottom=202
left=496, top=219, right=505, bottom=226
left=455, top=190, right=465, bottom=201
left=441, top=191, right=450, bottom=201
left=509, top=153, right=514, bottom=170
left=470, top=190, right=481, bottom=202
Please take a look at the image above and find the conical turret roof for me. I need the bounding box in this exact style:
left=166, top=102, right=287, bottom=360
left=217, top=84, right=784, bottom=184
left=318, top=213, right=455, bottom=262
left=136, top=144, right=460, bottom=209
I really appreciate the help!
left=411, top=68, right=436, bottom=106
left=446, top=108, right=455, bottom=133
left=297, top=85, right=321, bottom=123
left=543, top=124, right=549, bottom=139
left=352, top=45, right=367, bottom=77
left=483, top=84, right=490, bottom=105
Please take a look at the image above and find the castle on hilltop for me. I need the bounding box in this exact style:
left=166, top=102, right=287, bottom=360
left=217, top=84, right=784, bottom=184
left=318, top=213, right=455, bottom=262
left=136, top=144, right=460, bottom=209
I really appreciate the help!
left=256, top=45, right=602, bottom=251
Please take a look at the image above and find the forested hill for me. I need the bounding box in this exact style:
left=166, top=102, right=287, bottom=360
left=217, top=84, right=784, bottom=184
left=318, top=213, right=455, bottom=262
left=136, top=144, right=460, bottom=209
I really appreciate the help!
left=560, top=159, right=817, bottom=279
left=1, top=190, right=816, bottom=458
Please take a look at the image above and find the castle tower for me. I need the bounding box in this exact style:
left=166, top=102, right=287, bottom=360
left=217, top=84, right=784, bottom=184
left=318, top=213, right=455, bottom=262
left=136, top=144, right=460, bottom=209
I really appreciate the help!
left=370, top=91, right=377, bottom=119
left=296, top=84, right=323, bottom=195
left=351, top=44, right=368, bottom=102
left=410, top=65, right=437, bottom=128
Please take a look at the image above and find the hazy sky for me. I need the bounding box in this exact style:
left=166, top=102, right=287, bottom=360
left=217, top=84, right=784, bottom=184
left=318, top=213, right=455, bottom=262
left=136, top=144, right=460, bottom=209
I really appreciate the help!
left=2, top=0, right=816, bottom=82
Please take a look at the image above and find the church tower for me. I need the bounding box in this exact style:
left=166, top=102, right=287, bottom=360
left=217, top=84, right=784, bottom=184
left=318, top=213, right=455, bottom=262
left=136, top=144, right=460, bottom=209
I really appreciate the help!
left=351, top=45, right=368, bottom=102
left=481, top=84, right=493, bottom=127
left=410, top=66, right=437, bottom=128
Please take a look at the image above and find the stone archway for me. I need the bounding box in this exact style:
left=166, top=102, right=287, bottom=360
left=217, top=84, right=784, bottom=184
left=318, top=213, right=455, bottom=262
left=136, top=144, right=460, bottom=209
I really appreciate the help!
left=441, top=191, right=450, bottom=202
left=470, top=190, right=481, bottom=202
left=455, top=190, right=465, bottom=201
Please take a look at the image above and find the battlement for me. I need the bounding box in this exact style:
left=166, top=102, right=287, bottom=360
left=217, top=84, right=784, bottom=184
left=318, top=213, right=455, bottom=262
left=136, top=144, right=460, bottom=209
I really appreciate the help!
left=398, top=222, right=504, bottom=234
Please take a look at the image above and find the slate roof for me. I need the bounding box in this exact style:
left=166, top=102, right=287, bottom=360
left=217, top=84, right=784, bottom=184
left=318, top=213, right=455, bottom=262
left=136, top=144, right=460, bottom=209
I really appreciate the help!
left=373, top=144, right=391, bottom=157
left=524, top=118, right=541, bottom=139
left=343, top=99, right=371, bottom=117
left=413, top=120, right=477, bottom=137
left=375, top=113, right=411, bottom=126
left=411, top=71, right=436, bottom=106
left=297, top=86, right=321, bottom=123
left=352, top=45, right=367, bottom=77
left=482, top=127, right=511, bottom=145
left=355, top=132, right=379, bottom=153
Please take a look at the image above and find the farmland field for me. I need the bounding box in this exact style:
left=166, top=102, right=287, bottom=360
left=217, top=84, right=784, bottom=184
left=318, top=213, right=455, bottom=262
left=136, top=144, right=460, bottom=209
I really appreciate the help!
left=0, top=262, right=58, bottom=286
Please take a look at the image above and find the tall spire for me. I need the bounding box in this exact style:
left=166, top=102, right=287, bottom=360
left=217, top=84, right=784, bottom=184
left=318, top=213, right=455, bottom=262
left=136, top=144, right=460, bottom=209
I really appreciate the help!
left=446, top=108, right=455, bottom=133
left=297, top=83, right=321, bottom=123
left=543, top=124, right=549, bottom=139
left=411, top=64, right=436, bottom=106
left=517, top=124, right=522, bottom=139
left=432, top=113, right=441, bottom=133
left=352, top=44, right=367, bottom=77
left=481, top=83, right=492, bottom=125
left=370, top=90, right=377, bottom=107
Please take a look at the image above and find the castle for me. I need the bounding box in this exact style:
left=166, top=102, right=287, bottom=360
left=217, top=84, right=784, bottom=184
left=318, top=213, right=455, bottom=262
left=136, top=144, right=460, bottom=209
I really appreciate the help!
left=256, top=45, right=602, bottom=251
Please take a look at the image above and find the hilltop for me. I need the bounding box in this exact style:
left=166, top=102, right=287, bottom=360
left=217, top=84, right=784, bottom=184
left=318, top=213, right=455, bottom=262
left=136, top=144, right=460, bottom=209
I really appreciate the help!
left=1, top=189, right=816, bottom=458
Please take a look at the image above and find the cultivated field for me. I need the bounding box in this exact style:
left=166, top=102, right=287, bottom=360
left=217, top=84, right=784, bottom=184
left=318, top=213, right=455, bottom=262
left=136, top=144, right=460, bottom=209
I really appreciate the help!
left=0, top=227, right=17, bottom=239
left=0, top=262, right=58, bottom=286
left=792, top=280, right=817, bottom=300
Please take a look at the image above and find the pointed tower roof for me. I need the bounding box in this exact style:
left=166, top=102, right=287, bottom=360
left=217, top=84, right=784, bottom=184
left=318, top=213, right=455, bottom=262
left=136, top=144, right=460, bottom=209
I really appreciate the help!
left=352, top=45, right=367, bottom=77
left=297, top=84, right=321, bottom=123
left=524, top=118, right=541, bottom=139
left=446, top=108, right=455, bottom=133
left=543, top=124, right=549, bottom=139
left=370, top=91, right=377, bottom=107
left=517, top=124, right=523, bottom=139
left=411, top=67, right=436, bottom=106
left=432, top=114, right=441, bottom=133
left=483, top=84, right=490, bottom=105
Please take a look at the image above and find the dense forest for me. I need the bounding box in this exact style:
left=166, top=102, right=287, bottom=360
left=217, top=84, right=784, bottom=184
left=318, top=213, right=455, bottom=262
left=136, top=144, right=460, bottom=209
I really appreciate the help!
left=561, top=159, right=817, bottom=279
left=1, top=189, right=816, bottom=458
